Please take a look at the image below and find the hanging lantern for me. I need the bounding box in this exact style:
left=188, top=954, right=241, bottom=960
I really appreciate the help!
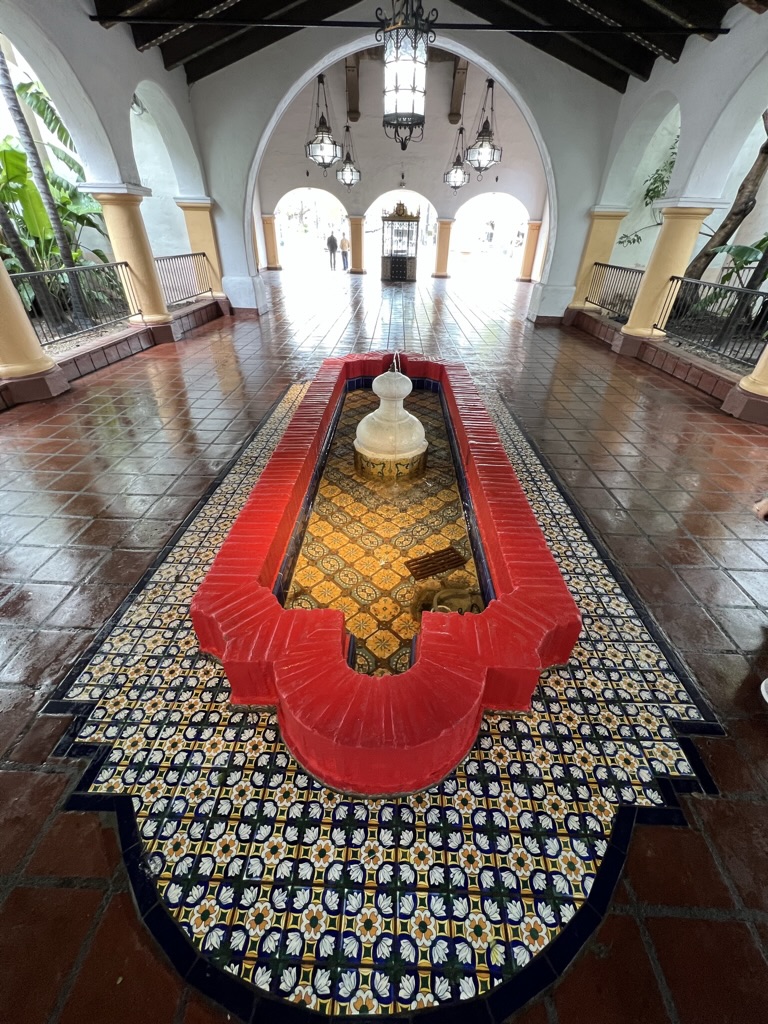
left=377, top=2, right=438, bottom=151
left=305, top=74, right=342, bottom=174
left=465, top=78, right=502, bottom=178
left=336, top=124, right=362, bottom=191
left=443, top=125, right=470, bottom=193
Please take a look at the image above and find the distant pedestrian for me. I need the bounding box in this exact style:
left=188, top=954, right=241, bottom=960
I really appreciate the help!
left=327, top=232, right=338, bottom=269
left=340, top=233, right=350, bottom=270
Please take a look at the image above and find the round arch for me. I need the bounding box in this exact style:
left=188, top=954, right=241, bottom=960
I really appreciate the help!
left=364, top=189, right=439, bottom=278
left=451, top=191, right=530, bottom=277
left=599, top=90, right=680, bottom=208
left=133, top=80, right=205, bottom=197
left=0, top=2, right=120, bottom=181
left=273, top=187, right=349, bottom=271
left=243, top=33, right=557, bottom=286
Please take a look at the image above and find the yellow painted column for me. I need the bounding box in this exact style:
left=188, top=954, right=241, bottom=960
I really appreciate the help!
left=89, top=190, right=171, bottom=325
left=0, top=261, right=69, bottom=402
left=568, top=207, right=628, bottom=309
left=348, top=216, right=365, bottom=274
left=432, top=219, right=453, bottom=279
left=517, top=220, right=542, bottom=282
left=261, top=215, right=282, bottom=270
left=622, top=206, right=713, bottom=339
left=175, top=197, right=224, bottom=294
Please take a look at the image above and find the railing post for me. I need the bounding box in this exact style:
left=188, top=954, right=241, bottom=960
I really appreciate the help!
left=0, top=260, right=69, bottom=404
left=618, top=200, right=721, bottom=355
left=566, top=206, right=628, bottom=314
left=80, top=183, right=177, bottom=343
left=175, top=197, right=225, bottom=295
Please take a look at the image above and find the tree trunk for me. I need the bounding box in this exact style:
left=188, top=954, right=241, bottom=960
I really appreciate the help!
left=743, top=244, right=768, bottom=292
left=0, top=48, right=90, bottom=324
left=0, top=202, right=65, bottom=329
left=684, top=110, right=768, bottom=281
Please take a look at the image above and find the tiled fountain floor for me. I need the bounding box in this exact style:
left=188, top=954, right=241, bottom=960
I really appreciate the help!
left=1, top=268, right=768, bottom=1023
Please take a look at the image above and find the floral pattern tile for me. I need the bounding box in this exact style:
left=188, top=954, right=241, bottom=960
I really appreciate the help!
left=57, top=380, right=710, bottom=1018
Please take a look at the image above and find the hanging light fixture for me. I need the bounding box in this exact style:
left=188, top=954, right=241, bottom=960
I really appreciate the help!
left=377, top=2, right=438, bottom=151
left=336, top=124, right=362, bottom=191
left=443, top=126, right=470, bottom=193
left=305, top=73, right=342, bottom=175
left=465, top=78, right=502, bottom=178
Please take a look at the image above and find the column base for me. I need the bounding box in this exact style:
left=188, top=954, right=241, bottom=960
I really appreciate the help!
left=1, top=364, right=70, bottom=405
left=432, top=273, right=450, bottom=279
left=611, top=333, right=643, bottom=357
left=149, top=320, right=184, bottom=345
left=265, top=264, right=282, bottom=271
left=516, top=276, right=532, bottom=282
left=722, top=384, right=768, bottom=424
left=620, top=326, right=667, bottom=340
left=349, top=269, right=367, bottom=275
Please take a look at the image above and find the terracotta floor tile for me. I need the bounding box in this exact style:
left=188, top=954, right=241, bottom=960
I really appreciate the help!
left=694, top=736, right=768, bottom=797
left=554, top=915, right=671, bottom=1024
left=729, top=570, right=768, bottom=606
left=628, top=567, right=698, bottom=605
left=648, top=918, right=768, bottom=1024
left=678, top=568, right=755, bottom=607
left=43, top=585, right=125, bottom=629
left=26, top=811, right=120, bottom=878
left=708, top=605, right=768, bottom=655
left=183, top=992, right=247, bottom=1024
left=58, top=893, right=183, bottom=1024
left=0, top=628, right=95, bottom=691
left=0, top=770, right=69, bottom=873
left=694, top=797, right=768, bottom=912
left=6, top=713, right=73, bottom=765
left=0, top=688, right=38, bottom=760
left=649, top=536, right=715, bottom=568
left=0, top=887, right=102, bottom=1024
left=682, top=650, right=763, bottom=719
left=622, top=824, right=734, bottom=908
left=698, top=538, right=768, bottom=570
left=649, top=602, right=733, bottom=652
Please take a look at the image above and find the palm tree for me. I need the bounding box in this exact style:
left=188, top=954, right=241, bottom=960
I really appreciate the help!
left=0, top=46, right=89, bottom=323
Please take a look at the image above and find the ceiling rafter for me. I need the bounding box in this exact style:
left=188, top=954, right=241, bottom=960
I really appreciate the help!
left=89, top=0, right=735, bottom=90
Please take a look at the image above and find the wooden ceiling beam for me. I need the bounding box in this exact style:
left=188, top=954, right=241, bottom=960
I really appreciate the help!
left=570, top=0, right=687, bottom=60
left=130, top=0, right=241, bottom=51
left=345, top=54, right=360, bottom=123
left=449, top=58, right=469, bottom=124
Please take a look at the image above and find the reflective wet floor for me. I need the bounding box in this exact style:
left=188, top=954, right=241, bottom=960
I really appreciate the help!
left=1, top=268, right=768, bottom=1023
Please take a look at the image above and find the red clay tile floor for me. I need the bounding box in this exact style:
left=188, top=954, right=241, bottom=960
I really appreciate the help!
left=1, top=266, right=767, bottom=1022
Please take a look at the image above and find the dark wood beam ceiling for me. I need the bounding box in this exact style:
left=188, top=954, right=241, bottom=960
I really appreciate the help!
left=90, top=0, right=738, bottom=91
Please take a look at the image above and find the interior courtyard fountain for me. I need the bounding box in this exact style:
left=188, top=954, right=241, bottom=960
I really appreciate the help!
left=191, top=352, right=582, bottom=794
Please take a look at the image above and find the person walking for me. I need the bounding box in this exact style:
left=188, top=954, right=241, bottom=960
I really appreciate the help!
left=326, top=231, right=338, bottom=269
left=340, top=233, right=350, bottom=271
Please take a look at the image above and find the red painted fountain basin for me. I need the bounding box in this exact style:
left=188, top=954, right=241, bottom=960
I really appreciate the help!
left=191, top=354, right=581, bottom=794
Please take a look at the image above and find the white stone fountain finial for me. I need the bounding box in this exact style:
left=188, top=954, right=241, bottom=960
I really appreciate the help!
left=353, top=353, right=428, bottom=479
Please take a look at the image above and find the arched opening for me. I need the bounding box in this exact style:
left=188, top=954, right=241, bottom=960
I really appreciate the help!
left=273, top=187, right=349, bottom=272
left=130, top=88, right=190, bottom=256
left=607, top=104, right=681, bottom=269
left=451, top=192, right=530, bottom=281
left=364, top=190, right=438, bottom=279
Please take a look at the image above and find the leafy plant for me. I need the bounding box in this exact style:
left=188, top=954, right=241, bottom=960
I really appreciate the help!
left=712, top=234, right=768, bottom=287
left=642, top=134, right=678, bottom=207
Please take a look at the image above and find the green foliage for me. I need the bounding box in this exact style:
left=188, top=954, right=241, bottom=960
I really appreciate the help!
left=712, top=235, right=768, bottom=287
left=618, top=231, right=642, bottom=247
left=642, top=134, right=679, bottom=207
left=0, top=79, right=108, bottom=276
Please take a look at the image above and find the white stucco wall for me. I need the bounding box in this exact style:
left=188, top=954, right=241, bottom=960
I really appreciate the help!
left=130, top=104, right=191, bottom=256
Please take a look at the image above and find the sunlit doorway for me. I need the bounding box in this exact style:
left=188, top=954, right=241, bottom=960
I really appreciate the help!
left=364, top=190, right=438, bottom=279
left=451, top=192, right=530, bottom=283
left=273, top=188, right=349, bottom=273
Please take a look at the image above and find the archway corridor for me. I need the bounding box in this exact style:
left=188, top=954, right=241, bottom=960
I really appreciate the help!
left=1, top=271, right=768, bottom=1023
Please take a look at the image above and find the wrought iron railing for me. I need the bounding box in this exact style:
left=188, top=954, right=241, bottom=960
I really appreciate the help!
left=657, top=276, right=768, bottom=370
left=10, top=262, right=139, bottom=348
left=154, top=252, right=213, bottom=308
left=585, top=262, right=644, bottom=322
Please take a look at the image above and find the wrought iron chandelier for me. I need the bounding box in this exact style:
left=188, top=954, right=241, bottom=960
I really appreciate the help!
left=465, top=78, right=502, bottom=178
left=443, top=126, right=470, bottom=193
left=305, top=74, right=342, bottom=174
left=377, top=2, right=438, bottom=151
left=336, top=124, right=362, bottom=191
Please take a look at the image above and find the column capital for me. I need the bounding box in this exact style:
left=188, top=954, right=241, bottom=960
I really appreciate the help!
left=526, top=218, right=543, bottom=226
left=79, top=181, right=151, bottom=199
left=652, top=196, right=728, bottom=212
left=589, top=205, right=628, bottom=218
left=347, top=214, right=365, bottom=222
left=174, top=195, right=214, bottom=210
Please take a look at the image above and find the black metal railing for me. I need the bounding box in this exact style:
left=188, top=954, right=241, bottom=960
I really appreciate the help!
left=657, top=276, right=768, bottom=370
left=154, top=252, right=213, bottom=308
left=10, top=262, right=139, bottom=348
left=586, top=262, right=644, bottom=322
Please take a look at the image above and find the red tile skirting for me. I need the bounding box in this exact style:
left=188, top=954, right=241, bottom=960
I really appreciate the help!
left=191, top=354, right=581, bottom=794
